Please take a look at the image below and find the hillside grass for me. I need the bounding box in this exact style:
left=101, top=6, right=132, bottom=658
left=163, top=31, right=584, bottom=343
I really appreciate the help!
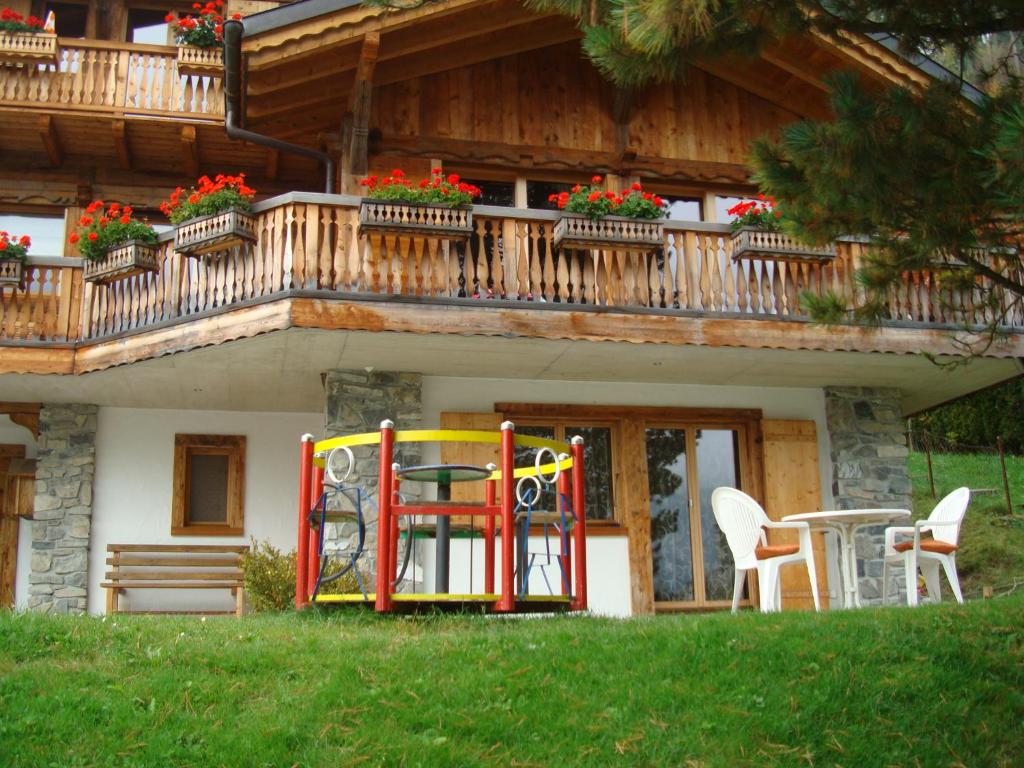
left=2, top=596, right=1024, bottom=767
left=908, top=450, right=1024, bottom=596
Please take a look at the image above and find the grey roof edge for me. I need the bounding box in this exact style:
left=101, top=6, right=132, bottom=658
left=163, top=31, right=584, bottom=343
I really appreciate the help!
left=239, top=1, right=987, bottom=104
left=867, top=33, right=988, bottom=105
left=241, top=0, right=363, bottom=37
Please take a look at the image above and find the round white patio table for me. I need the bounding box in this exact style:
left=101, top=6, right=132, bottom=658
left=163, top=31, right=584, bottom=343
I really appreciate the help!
left=781, top=509, right=911, bottom=609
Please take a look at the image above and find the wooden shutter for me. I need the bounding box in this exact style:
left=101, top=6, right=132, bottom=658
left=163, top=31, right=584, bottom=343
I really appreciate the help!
left=439, top=412, right=503, bottom=527
left=761, top=420, right=830, bottom=610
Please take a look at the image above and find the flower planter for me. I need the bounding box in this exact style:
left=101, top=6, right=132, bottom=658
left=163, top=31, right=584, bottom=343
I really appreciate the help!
left=0, top=32, right=57, bottom=65
left=730, top=227, right=835, bottom=262
left=358, top=200, right=473, bottom=239
left=174, top=208, right=257, bottom=257
left=0, top=259, right=23, bottom=287
left=83, top=240, right=160, bottom=285
left=176, top=44, right=223, bottom=77
left=552, top=214, right=664, bottom=251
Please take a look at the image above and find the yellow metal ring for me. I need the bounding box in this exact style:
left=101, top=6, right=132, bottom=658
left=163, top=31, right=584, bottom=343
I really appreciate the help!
left=313, top=429, right=574, bottom=479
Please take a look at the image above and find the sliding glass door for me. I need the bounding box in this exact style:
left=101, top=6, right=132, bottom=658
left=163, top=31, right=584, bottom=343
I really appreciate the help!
left=646, top=425, right=745, bottom=609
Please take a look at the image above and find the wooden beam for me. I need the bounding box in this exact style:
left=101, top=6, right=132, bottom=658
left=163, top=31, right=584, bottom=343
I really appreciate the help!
left=264, top=148, right=279, bottom=181
left=759, top=42, right=831, bottom=92
left=612, top=86, right=636, bottom=161
left=0, top=402, right=40, bottom=438
left=37, top=115, right=63, bottom=167
left=341, top=32, right=380, bottom=195
left=112, top=119, right=131, bottom=170
left=376, top=134, right=754, bottom=185
left=181, top=125, right=199, bottom=178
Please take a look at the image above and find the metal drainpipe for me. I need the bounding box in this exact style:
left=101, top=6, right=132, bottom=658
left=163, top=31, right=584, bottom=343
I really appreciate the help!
left=222, top=19, right=335, bottom=193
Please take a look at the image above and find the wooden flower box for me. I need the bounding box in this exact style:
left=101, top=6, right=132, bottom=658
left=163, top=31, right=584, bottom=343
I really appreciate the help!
left=0, top=259, right=23, bottom=287
left=730, top=227, right=836, bottom=262
left=176, top=44, right=223, bottom=77
left=552, top=214, right=664, bottom=251
left=83, top=241, right=160, bottom=285
left=0, top=32, right=58, bottom=65
left=358, top=200, right=473, bottom=239
left=174, top=208, right=257, bottom=257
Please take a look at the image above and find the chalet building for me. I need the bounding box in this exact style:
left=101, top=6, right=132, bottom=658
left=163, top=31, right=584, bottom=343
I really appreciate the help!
left=1, top=0, right=1021, bottom=616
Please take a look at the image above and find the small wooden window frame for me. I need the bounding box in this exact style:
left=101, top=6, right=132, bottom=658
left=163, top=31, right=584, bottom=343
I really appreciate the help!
left=171, top=434, right=245, bottom=536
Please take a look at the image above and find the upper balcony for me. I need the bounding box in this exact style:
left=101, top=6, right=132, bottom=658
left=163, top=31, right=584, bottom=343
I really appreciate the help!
left=0, top=38, right=223, bottom=121
left=2, top=194, right=1022, bottom=408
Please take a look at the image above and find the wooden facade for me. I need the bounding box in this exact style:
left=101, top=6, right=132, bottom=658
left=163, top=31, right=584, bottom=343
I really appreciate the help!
left=2, top=0, right=1022, bottom=614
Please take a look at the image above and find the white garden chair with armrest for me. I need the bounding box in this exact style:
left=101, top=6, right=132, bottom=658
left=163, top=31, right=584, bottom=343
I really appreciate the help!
left=882, top=487, right=969, bottom=607
left=711, top=487, right=821, bottom=614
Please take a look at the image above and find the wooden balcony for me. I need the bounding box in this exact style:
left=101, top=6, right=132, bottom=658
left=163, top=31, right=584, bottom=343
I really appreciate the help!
left=0, top=38, right=223, bottom=120
left=2, top=194, right=1023, bottom=376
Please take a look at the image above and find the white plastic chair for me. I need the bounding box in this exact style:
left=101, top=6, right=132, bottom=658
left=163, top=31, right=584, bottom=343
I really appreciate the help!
left=711, top=487, right=820, bottom=614
left=882, top=487, right=969, bottom=607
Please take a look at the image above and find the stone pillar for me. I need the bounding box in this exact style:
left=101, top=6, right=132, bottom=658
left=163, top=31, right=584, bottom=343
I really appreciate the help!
left=28, top=404, right=98, bottom=614
left=824, top=386, right=912, bottom=603
left=323, top=371, right=422, bottom=579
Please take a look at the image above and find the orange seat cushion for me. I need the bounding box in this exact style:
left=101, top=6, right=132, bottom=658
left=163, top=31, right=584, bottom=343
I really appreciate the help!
left=893, top=539, right=959, bottom=555
left=755, top=544, right=800, bottom=560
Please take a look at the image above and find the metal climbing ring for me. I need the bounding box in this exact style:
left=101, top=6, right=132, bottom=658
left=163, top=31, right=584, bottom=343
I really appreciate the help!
left=516, top=474, right=543, bottom=506
left=534, top=446, right=560, bottom=485
left=326, top=445, right=355, bottom=484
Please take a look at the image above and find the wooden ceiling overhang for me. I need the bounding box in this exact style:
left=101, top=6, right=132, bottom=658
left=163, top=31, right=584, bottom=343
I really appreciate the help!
left=236, top=0, right=953, bottom=173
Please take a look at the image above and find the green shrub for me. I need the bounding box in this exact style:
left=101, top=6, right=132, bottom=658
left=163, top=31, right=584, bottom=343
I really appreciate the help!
left=240, top=539, right=296, bottom=613
left=240, top=539, right=365, bottom=612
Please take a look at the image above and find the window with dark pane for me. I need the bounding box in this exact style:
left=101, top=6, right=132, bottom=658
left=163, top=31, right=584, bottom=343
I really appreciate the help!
left=44, top=2, right=87, bottom=38
left=461, top=179, right=515, bottom=207
left=514, top=425, right=557, bottom=513
left=188, top=453, right=229, bottom=523
left=527, top=181, right=573, bottom=211
left=565, top=425, right=614, bottom=521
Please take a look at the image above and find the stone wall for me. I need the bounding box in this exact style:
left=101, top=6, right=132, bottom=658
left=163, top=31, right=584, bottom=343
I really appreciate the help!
left=323, top=371, right=423, bottom=583
left=28, top=404, right=97, bottom=614
left=824, top=386, right=911, bottom=603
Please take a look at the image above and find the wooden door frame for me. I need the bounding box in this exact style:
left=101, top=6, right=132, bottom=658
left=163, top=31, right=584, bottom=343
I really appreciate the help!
left=495, top=403, right=765, bottom=615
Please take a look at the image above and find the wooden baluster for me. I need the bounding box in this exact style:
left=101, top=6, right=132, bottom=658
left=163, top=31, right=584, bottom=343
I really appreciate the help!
left=539, top=226, right=554, bottom=302
left=723, top=243, right=736, bottom=312
left=365, top=233, right=381, bottom=293
left=449, top=240, right=462, bottom=297
left=395, top=236, right=410, bottom=295
left=514, top=222, right=529, bottom=299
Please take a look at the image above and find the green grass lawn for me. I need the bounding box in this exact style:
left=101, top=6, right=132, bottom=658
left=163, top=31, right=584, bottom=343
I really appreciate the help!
left=908, top=450, right=1024, bottom=596
left=2, top=596, right=1024, bottom=767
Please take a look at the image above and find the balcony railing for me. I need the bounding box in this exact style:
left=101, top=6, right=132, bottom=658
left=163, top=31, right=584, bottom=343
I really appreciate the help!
left=0, top=38, right=223, bottom=119
left=2, top=194, right=1022, bottom=347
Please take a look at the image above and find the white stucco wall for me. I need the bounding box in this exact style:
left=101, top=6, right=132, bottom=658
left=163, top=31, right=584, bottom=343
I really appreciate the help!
left=86, top=408, right=321, bottom=614
left=45, top=376, right=833, bottom=617
left=1, top=415, right=38, bottom=610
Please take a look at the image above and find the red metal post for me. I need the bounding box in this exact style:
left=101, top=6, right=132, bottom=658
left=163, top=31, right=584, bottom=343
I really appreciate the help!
left=375, top=420, right=396, bottom=612
left=295, top=434, right=314, bottom=609
left=497, top=421, right=516, bottom=612
left=557, top=465, right=572, bottom=596
left=307, top=463, right=324, bottom=600
left=484, top=471, right=496, bottom=595
left=570, top=436, right=588, bottom=612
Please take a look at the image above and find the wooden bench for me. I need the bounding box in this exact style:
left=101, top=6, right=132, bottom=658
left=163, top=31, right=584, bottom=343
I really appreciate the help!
left=101, top=543, right=248, bottom=616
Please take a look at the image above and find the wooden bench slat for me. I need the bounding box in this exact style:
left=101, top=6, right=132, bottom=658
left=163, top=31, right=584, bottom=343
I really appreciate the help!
left=101, top=581, right=242, bottom=589
left=106, top=570, right=243, bottom=581
left=107, top=544, right=249, bottom=553
left=106, top=556, right=241, bottom=567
